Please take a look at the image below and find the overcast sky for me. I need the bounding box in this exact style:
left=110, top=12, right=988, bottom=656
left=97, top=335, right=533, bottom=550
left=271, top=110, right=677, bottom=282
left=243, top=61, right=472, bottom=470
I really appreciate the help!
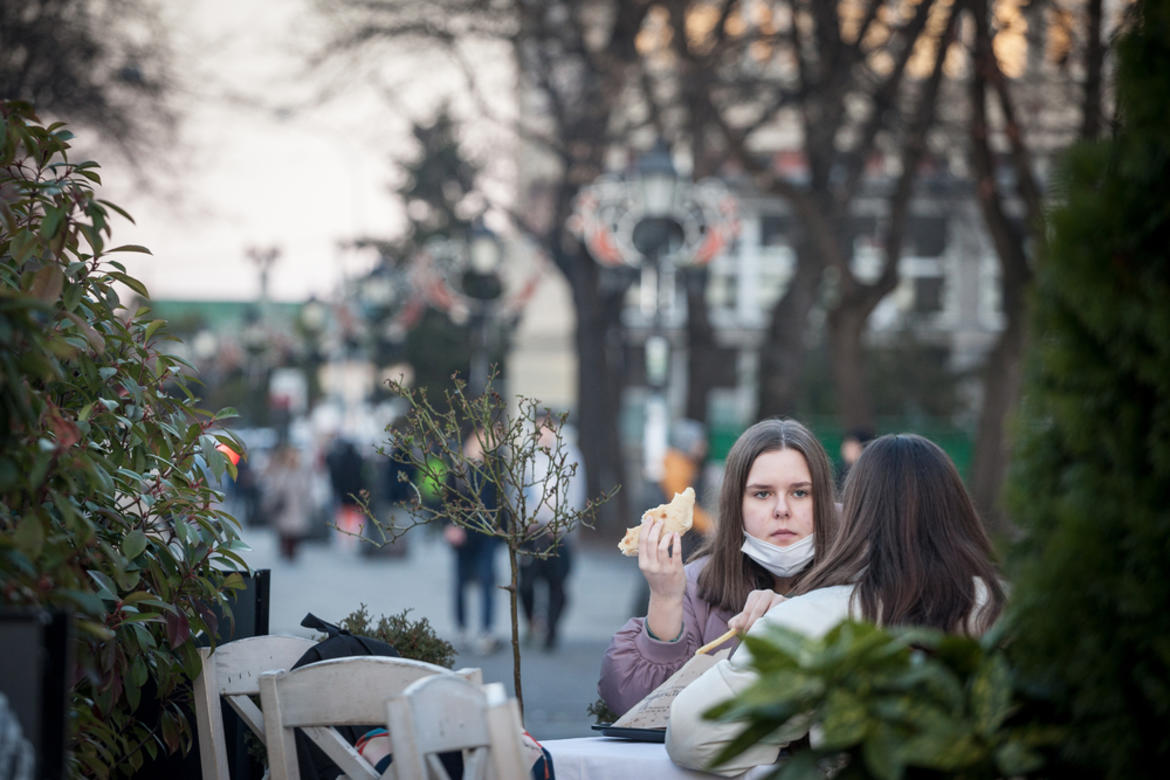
left=97, top=0, right=514, bottom=304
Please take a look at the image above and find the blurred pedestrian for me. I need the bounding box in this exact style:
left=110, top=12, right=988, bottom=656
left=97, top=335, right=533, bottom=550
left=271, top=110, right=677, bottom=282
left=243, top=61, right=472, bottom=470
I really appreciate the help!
left=326, top=437, right=367, bottom=551
left=519, top=412, right=586, bottom=652
left=837, top=426, right=875, bottom=489
left=661, top=418, right=713, bottom=556
left=263, top=444, right=312, bottom=561
left=445, top=426, right=503, bottom=654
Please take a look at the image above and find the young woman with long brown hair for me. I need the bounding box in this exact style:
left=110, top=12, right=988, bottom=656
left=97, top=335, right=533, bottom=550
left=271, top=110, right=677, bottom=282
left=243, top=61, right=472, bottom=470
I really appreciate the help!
left=667, top=433, right=1007, bottom=775
left=598, top=418, right=841, bottom=716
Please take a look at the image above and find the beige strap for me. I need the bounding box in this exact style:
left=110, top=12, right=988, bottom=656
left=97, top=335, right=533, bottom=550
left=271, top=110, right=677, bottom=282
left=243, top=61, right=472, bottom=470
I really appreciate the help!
left=694, top=627, right=738, bottom=656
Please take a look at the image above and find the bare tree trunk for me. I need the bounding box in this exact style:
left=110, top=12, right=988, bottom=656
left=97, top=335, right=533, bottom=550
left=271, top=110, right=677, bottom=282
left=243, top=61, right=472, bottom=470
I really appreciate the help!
left=571, top=258, right=631, bottom=537
left=823, top=0, right=958, bottom=435
left=506, top=543, right=524, bottom=713
left=827, top=303, right=873, bottom=430
left=684, top=269, right=718, bottom=423
left=1082, top=0, right=1105, bottom=140
left=756, top=243, right=824, bottom=418
left=969, top=309, right=1026, bottom=538
left=967, top=0, right=1037, bottom=535
left=669, top=4, right=724, bottom=428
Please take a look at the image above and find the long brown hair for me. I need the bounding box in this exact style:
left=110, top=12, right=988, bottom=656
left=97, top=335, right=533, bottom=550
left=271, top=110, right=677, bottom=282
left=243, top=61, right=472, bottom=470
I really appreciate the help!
left=695, top=419, right=839, bottom=612
left=797, top=433, right=1005, bottom=634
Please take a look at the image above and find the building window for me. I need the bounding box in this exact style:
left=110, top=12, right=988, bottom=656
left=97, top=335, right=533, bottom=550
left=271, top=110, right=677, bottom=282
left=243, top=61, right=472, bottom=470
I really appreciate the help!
left=759, top=215, right=792, bottom=246
left=909, top=215, right=948, bottom=257
left=913, top=275, right=945, bottom=314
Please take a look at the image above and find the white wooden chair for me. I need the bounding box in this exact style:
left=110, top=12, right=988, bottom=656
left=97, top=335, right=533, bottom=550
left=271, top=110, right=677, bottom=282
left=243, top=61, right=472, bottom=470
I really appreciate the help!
left=259, top=656, right=481, bottom=780
left=386, top=676, right=528, bottom=780
left=193, top=634, right=318, bottom=780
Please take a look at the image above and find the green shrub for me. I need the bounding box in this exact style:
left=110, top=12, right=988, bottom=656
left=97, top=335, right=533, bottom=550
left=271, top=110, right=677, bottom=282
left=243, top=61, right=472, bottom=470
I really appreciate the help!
left=0, top=102, right=246, bottom=776
left=586, top=697, right=619, bottom=726
left=1003, top=2, right=1170, bottom=775
left=706, top=621, right=1062, bottom=779
left=338, top=603, right=457, bottom=668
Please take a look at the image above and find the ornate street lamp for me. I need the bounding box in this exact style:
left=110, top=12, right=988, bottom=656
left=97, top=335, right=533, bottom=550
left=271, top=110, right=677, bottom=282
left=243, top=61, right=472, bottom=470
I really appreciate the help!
left=637, top=140, right=680, bottom=217
left=356, top=259, right=425, bottom=401
left=239, top=307, right=271, bottom=426
left=569, top=141, right=739, bottom=482
left=416, top=222, right=543, bottom=397
left=462, top=223, right=505, bottom=395
left=297, top=296, right=329, bottom=409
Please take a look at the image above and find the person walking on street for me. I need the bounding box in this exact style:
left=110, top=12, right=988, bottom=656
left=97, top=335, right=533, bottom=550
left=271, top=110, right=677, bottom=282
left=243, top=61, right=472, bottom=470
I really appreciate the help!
left=520, top=412, right=586, bottom=652
left=263, top=444, right=313, bottom=561
left=445, top=427, right=503, bottom=654
left=326, top=437, right=367, bottom=551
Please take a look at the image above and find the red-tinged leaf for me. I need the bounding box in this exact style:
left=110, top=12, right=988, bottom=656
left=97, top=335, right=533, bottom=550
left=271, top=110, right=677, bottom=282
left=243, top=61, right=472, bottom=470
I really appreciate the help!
left=160, top=710, right=181, bottom=753
left=164, top=612, right=190, bottom=649
left=199, top=604, right=219, bottom=640
left=29, top=264, right=64, bottom=302
left=48, top=409, right=81, bottom=450
left=106, top=666, right=123, bottom=706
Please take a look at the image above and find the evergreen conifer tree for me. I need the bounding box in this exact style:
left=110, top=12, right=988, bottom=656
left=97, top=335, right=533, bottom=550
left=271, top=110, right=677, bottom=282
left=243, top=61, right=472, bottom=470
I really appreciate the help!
left=1005, top=2, right=1170, bottom=775
left=372, top=107, right=504, bottom=402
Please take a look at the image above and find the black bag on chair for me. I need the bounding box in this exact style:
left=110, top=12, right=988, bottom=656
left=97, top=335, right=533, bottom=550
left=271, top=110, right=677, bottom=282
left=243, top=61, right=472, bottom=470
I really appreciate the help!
left=291, top=613, right=400, bottom=780
left=290, top=613, right=465, bottom=780
left=294, top=613, right=399, bottom=666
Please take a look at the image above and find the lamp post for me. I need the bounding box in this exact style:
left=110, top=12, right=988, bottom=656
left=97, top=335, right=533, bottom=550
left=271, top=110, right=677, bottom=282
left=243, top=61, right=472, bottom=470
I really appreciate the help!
left=418, top=222, right=523, bottom=398
left=239, top=307, right=270, bottom=426
left=463, top=223, right=505, bottom=395
left=570, top=141, right=739, bottom=482
left=246, top=245, right=282, bottom=317
left=358, top=259, right=428, bottom=399
left=297, top=296, right=329, bottom=410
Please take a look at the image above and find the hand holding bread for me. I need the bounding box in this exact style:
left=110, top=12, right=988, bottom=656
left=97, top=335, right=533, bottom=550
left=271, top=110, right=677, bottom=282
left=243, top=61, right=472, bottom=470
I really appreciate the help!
left=619, top=486, right=696, bottom=556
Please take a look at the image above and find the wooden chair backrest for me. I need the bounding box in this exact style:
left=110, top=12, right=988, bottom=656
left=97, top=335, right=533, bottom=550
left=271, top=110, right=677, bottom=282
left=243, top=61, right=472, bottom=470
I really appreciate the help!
left=386, top=676, right=528, bottom=780
left=259, top=656, right=477, bottom=780
left=193, top=634, right=318, bottom=780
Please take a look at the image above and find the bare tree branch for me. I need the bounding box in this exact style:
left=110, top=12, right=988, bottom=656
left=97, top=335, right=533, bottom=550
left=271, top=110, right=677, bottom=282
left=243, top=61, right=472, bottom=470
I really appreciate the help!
left=838, top=0, right=939, bottom=203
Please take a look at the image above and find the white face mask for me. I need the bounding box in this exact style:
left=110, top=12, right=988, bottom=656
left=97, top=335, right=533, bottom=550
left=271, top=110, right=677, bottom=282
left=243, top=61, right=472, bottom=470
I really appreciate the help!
left=741, top=532, right=816, bottom=579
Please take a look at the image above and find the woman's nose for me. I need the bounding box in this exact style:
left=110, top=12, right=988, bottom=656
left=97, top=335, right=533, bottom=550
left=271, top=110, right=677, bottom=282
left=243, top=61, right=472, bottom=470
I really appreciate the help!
left=773, top=495, right=789, bottom=517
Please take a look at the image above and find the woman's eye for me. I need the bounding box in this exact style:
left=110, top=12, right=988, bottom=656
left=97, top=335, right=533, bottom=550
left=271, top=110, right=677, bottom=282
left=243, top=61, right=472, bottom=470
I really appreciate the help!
left=792, top=489, right=810, bottom=498
left=752, top=490, right=770, bottom=499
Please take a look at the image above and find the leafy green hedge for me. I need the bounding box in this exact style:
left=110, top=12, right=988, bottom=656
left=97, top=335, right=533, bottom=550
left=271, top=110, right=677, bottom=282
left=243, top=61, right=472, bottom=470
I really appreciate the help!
left=707, top=622, right=1061, bottom=779
left=1002, top=1, right=1170, bottom=775
left=1, top=102, right=247, bottom=776
left=338, top=603, right=457, bottom=669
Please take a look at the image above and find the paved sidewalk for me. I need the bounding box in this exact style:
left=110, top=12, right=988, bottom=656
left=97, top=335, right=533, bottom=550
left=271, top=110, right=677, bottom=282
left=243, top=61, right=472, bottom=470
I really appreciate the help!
left=237, top=524, right=643, bottom=739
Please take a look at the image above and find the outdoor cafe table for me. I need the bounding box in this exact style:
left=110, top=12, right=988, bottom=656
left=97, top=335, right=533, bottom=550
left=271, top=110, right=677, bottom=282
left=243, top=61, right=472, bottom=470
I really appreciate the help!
left=541, top=736, right=778, bottom=779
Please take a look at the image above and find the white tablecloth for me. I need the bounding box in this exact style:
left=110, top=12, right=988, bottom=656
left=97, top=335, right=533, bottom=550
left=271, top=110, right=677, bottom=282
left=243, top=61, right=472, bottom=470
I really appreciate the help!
left=541, top=737, right=777, bottom=780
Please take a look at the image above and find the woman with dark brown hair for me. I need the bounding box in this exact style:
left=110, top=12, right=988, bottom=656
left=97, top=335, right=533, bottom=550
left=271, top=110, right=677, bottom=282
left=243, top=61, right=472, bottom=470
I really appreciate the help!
left=667, top=433, right=1006, bottom=775
left=598, top=419, right=840, bottom=716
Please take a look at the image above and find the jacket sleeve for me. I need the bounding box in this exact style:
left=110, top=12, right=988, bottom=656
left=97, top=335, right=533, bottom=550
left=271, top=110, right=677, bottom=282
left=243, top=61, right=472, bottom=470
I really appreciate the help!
left=665, top=655, right=787, bottom=777
left=598, top=575, right=726, bottom=716
left=666, top=586, right=856, bottom=775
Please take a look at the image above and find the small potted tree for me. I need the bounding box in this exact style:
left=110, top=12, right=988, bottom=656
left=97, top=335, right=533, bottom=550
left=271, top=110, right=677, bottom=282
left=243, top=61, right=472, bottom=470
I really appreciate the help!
left=365, top=373, right=617, bottom=711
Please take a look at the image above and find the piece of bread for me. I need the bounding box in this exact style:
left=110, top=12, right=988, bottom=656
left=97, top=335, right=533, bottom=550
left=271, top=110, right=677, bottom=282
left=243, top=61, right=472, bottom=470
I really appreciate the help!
left=618, top=487, right=696, bottom=556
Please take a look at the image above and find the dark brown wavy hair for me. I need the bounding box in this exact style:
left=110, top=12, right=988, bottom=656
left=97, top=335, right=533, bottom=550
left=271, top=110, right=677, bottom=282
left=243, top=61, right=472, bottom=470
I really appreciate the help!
left=695, top=419, right=839, bottom=612
left=796, top=433, right=1005, bottom=634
